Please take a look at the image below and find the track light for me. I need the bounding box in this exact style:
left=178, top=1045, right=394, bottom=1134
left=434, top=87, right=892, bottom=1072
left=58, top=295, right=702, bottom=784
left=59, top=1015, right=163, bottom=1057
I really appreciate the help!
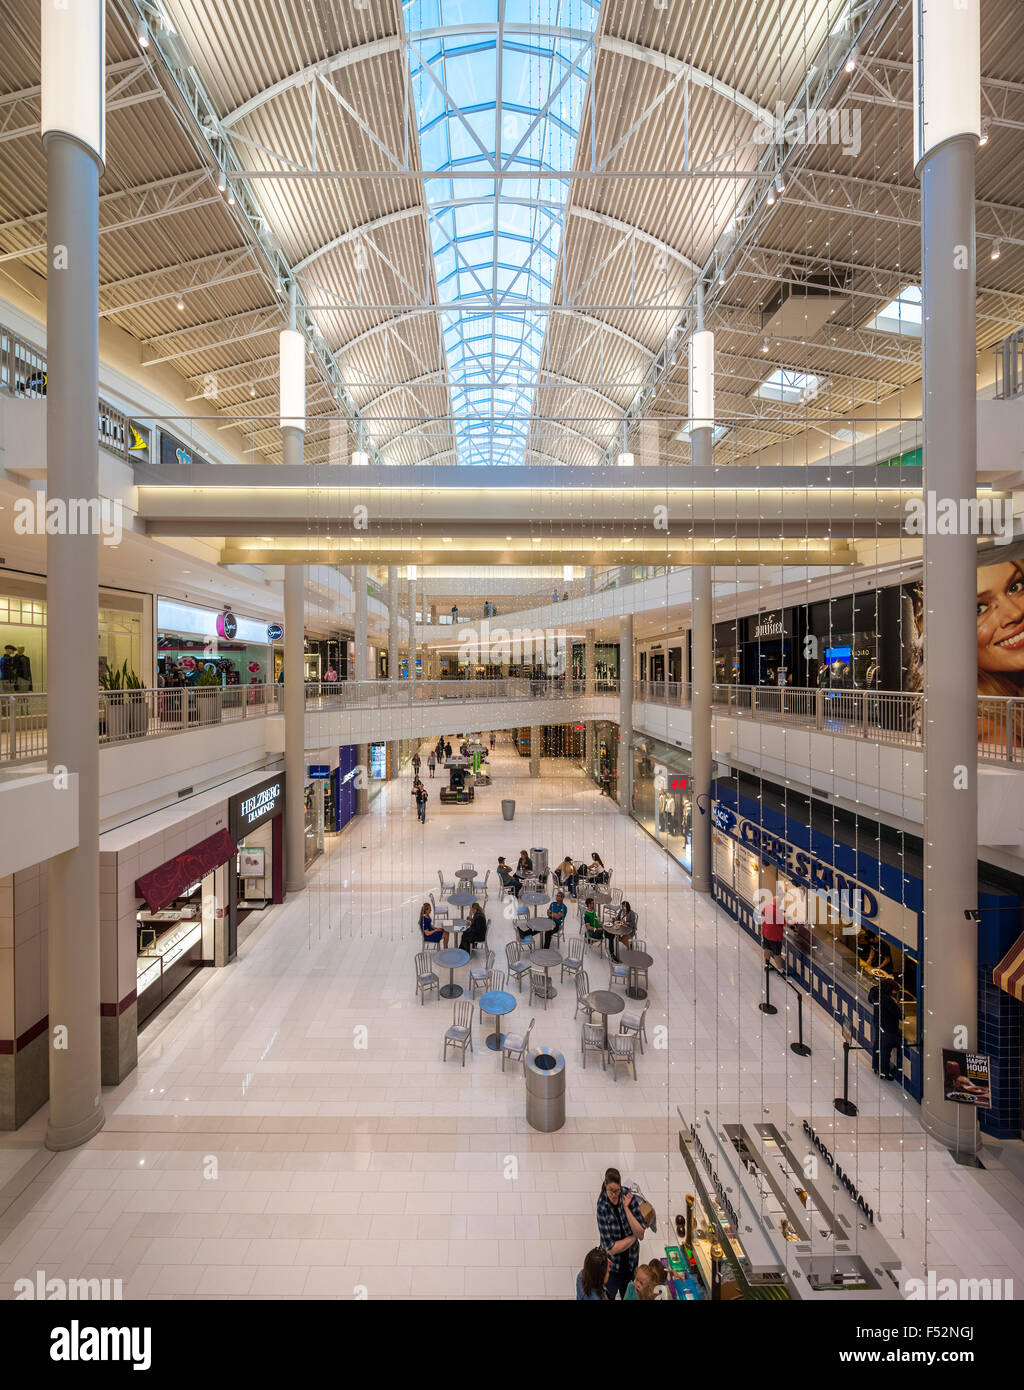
left=775, top=173, right=785, bottom=194
left=137, top=21, right=149, bottom=48
left=217, top=169, right=227, bottom=193
left=845, top=50, right=857, bottom=73
left=990, top=240, right=1002, bottom=261
left=176, top=295, right=185, bottom=311
left=227, top=189, right=235, bottom=205
left=761, top=338, right=769, bottom=353
left=249, top=385, right=257, bottom=398
left=767, top=187, right=776, bottom=206
left=979, top=119, right=990, bottom=147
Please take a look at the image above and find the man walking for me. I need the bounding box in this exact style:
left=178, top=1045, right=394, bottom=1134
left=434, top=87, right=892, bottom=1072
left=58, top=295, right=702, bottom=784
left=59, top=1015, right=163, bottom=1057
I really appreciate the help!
left=412, top=751, right=421, bottom=777
left=427, top=750, right=436, bottom=778
left=415, top=783, right=428, bottom=823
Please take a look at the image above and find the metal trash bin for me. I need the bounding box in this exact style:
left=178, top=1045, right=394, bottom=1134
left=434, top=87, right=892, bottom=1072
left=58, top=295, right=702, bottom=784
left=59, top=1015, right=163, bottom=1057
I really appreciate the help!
left=525, top=1046, right=565, bottom=1132
left=530, top=847, right=548, bottom=876
left=502, top=799, right=516, bottom=821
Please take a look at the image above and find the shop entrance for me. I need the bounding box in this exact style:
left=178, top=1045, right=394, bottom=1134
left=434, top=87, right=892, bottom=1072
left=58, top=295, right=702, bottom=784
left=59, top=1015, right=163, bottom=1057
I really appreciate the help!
left=742, top=638, right=792, bottom=686
left=649, top=652, right=665, bottom=681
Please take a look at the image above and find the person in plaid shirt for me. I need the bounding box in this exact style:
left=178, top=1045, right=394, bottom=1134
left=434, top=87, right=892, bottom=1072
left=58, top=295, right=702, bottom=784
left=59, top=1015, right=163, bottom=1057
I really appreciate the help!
left=596, top=1167, right=647, bottom=1300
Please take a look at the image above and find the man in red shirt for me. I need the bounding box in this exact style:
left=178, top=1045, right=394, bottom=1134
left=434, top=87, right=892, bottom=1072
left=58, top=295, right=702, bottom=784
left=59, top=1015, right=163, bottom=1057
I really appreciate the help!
left=760, top=895, right=787, bottom=972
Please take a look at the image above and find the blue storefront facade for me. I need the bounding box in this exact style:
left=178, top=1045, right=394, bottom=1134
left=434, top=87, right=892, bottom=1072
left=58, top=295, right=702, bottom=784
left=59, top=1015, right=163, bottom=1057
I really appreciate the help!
left=334, top=744, right=360, bottom=832
left=706, top=780, right=1023, bottom=1139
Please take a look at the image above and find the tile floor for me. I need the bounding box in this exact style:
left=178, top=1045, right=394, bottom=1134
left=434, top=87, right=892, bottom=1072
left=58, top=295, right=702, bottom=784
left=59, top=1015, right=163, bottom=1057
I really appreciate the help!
left=2, top=737, right=1023, bottom=1299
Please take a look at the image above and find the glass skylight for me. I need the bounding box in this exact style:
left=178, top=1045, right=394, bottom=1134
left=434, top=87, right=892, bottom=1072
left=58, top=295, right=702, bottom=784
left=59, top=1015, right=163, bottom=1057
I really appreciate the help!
left=404, top=0, right=601, bottom=466
left=755, top=368, right=823, bottom=404
left=865, top=284, right=922, bottom=337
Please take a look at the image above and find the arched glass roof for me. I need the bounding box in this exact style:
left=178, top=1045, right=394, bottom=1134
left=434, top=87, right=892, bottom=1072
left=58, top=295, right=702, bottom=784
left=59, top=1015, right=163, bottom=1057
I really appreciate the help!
left=404, top=0, right=601, bottom=466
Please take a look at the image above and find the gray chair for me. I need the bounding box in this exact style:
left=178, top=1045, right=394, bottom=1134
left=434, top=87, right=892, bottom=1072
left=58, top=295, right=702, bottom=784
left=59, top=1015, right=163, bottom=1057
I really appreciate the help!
left=469, top=949, right=495, bottom=999
left=582, top=1022, right=606, bottom=1070
left=429, top=891, right=451, bottom=926
left=608, top=958, right=630, bottom=991
left=415, top=951, right=439, bottom=1005
left=619, top=1000, right=650, bottom=1054
left=608, top=1032, right=637, bottom=1081
left=574, top=969, right=593, bottom=1021
left=632, top=939, right=650, bottom=994
left=560, top=936, right=584, bottom=983
left=506, top=941, right=531, bottom=993
left=438, top=868, right=454, bottom=899
left=528, top=967, right=550, bottom=1011
left=443, top=1000, right=474, bottom=1066
left=501, top=1017, right=535, bottom=1073
left=473, top=869, right=491, bottom=896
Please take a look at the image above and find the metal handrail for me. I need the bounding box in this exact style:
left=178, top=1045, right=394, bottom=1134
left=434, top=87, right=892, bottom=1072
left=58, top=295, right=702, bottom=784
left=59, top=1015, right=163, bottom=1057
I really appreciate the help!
left=633, top=680, right=1024, bottom=762
left=0, top=676, right=614, bottom=763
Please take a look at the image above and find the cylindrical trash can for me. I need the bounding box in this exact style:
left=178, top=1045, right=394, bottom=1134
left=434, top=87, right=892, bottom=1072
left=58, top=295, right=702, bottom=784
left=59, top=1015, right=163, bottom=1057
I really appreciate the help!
left=530, top=847, right=548, bottom=876
left=525, top=1046, right=565, bottom=1132
left=502, top=799, right=516, bottom=821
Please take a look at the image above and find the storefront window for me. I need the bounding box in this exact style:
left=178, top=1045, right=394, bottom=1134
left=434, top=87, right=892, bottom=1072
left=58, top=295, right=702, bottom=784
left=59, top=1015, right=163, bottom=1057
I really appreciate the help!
left=1, top=582, right=144, bottom=690
left=156, top=599, right=270, bottom=688
left=632, top=735, right=693, bottom=871
left=304, top=782, right=324, bottom=866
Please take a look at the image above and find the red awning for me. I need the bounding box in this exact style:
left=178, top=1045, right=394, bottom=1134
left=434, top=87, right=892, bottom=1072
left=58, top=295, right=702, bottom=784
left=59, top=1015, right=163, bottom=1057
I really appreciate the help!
left=135, top=827, right=237, bottom=913
left=994, top=931, right=1024, bottom=1003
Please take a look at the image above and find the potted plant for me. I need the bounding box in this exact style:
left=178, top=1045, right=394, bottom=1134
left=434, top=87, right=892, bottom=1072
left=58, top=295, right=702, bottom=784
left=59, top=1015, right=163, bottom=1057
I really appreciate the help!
left=193, top=664, right=223, bottom=725
left=100, top=659, right=148, bottom=739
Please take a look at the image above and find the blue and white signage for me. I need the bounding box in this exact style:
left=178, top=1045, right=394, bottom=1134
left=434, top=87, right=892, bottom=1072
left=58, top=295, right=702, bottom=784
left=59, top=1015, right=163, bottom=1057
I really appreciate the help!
left=267, top=623, right=284, bottom=642
left=712, top=804, right=879, bottom=921
left=308, top=765, right=330, bottom=780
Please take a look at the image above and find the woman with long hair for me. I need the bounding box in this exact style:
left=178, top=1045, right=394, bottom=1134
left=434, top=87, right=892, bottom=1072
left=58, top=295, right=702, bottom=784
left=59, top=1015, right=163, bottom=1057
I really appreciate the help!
left=976, top=561, right=1024, bottom=750
left=576, top=1246, right=610, bottom=1300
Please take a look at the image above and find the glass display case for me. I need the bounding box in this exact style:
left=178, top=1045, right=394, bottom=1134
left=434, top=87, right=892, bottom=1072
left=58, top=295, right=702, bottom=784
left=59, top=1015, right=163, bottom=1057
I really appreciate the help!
left=136, top=914, right=204, bottom=1022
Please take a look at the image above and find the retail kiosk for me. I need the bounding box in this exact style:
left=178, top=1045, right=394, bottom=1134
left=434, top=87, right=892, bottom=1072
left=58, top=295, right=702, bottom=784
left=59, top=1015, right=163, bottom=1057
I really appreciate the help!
left=678, top=1107, right=901, bottom=1301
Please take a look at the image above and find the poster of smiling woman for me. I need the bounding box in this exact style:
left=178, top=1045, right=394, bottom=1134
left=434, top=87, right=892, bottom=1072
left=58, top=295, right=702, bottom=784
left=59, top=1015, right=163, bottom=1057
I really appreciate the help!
left=976, top=541, right=1024, bottom=751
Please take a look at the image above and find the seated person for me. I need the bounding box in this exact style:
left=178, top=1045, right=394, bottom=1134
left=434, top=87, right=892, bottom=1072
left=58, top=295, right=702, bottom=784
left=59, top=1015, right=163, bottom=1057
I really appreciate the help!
left=459, top=902, right=488, bottom=952
left=542, top=890, right=568, bottom=949
left=607, top=900, right=637, bottom=963
left=582, top=897, right=603, bottom=945
left=588, top=852, right=608, bottom=885
left=512, top=849, right=533, bottom=895
left=497, top=856, right=519, bottom=897
left=556, top=857, right=579, bottom=896
left=419, top=902, right=448, bottom=949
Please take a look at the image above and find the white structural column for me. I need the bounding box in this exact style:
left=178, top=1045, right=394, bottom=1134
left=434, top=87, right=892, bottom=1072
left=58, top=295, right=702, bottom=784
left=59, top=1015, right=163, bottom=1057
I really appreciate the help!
left=916, top=0, right=981, bottom=1155
left=407, top=570, right=418, bottom=688
left=280, top=294, right=307, bottom=894
left=617, top=614, right=633, bottom=813
left=585, top=566, right=595, bottom=596
left=689, top=296, right=715, bottom=893
left=387, top=564, right=399, bottom=776
left=42, top=0, right=105, bottom=1149
left=584, top=628, right=596, bottom=775
left=354, top=565, right=369, bottom=813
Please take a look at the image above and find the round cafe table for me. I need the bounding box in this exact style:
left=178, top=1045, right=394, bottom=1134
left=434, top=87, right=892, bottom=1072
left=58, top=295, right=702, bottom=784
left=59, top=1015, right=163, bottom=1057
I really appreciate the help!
left=434, top=947, right=470, bottom=999
left=447, top=891, right=477, bottom=920
left=454, top=867, right=477, bottom=882
left=519, top=890, right=549, bottom=918
left=617, top=947, right=653, bottom=1001
left=586, top=990, right=625, bottom=1048
left=528, top=947, right=562, bottom=1001
left=479, top=989, right=517, bottom=1050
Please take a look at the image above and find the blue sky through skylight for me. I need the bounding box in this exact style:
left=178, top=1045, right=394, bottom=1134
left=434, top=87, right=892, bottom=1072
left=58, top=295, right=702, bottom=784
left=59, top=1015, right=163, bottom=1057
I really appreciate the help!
left=404, top=0, right=601, bottom=465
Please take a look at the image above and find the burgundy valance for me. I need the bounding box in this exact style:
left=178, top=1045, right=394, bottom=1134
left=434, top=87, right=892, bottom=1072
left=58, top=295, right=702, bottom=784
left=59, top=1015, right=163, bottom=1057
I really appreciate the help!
left=135, top=827, right=238, bottom=913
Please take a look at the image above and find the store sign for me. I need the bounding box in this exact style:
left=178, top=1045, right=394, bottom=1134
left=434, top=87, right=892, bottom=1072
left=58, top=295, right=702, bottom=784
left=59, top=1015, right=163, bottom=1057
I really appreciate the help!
left=713, top=806, right=879, bottom=921
left=689, top=1124, right=741, bottom=1232
left=712, top=804, right=736, bottom=834
left=160, top=431, right=211, bottom=468
left=369, top=744, right=387, bottom=780
left=308, top=765, right=330, bottom=780
left=267, top=623, right=284, bottom=641
left=228, top=774, right=284, bottom=839
left=752, top=612, right=786, bottom=639
left=217, top=611, right=238, bottom=639
left=802, top=1122, right=874, bottom=1223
